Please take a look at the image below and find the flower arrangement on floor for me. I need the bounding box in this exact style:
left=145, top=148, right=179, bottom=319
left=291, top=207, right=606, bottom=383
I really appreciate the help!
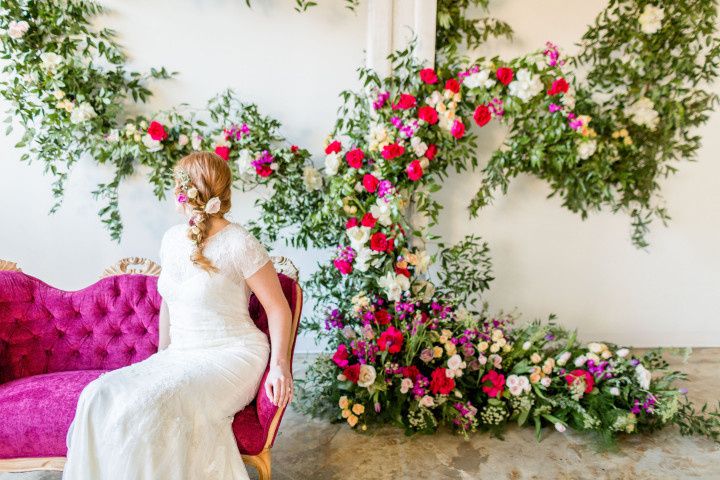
left=313, top=299, right=718, bottom=444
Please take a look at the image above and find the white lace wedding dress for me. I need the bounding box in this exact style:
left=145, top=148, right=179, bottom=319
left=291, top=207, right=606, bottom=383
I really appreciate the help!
left=62, top=221, right=272, bottom=480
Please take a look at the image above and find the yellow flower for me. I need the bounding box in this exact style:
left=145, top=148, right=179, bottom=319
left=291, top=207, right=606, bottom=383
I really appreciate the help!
left=478, top=341, right=489, bottom=352
left=530, top=353, right=542, bottom=364
left=623, top=136, right=633, bottom=145
left=445, top=342, right=457, bottom=356
left=338, top=396, right=349, bottom=410
left=491, top=329, right=504, bottom=342
left=542, top=358, right=555, bottom=375
left=490, top=343, right=501, bottom=353
left=361, top=424, right=367, bottom=431
left=433, top=346, right=443, bottom=358
left=347, top=414, right=359, bottom=427
left=352, top=403, right=365, bottom=415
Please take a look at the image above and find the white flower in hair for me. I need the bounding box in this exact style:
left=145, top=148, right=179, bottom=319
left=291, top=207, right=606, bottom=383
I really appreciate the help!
left=187, top=187, right=198, bottom=199
left=204, top=197, right=221, bottom=214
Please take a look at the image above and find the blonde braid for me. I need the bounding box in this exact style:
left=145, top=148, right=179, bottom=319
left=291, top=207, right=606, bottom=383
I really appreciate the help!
left=173, top=152, right=233, bottom=273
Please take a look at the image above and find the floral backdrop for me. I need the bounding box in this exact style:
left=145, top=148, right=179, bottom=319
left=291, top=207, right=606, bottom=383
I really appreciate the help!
left=2, top=0, right=720, bottom=445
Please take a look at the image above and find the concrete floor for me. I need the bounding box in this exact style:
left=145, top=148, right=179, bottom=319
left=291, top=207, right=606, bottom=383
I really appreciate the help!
left=2, top=349, right=719, bottom=480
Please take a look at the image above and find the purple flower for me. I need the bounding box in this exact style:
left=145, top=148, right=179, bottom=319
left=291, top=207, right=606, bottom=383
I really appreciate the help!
left=549, top=103, right=562, bottom=113
left=373, top=91, right=390, bottom=110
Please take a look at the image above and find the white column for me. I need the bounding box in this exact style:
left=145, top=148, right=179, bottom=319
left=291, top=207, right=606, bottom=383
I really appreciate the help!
left=413, top=0, right=437, bottom=68
left=366, top=0, right=394, bottom=77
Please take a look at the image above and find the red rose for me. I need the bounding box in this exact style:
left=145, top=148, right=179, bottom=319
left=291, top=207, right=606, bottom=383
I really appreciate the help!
left=290, top=145, right=299, bottom=153
left=395, top=265, right=411, bottom=277
left=496, top=67, right=514, bottom=86
left=346, top=148, right=365, bottom=168
left=361, top=212, right=377, bottom=228
left=425, top=144, right=437, bottom=160
left=481, top=370, right=505, bottom=398
left=363, top=173, right=380, bottom=193
left=333, top=258, right=353, bottom=275
left=370, top=231, right=389, bottom=251
left=430, top=368, right=455, bottom=395
left=214, top=145, right=230, bottom=161
left=473, top=104, right=492, bottom=127
left=418, top=105, right=439, bottom=125
left=147, top=121, right=168, bottom=141
left=419, top=68, right=439, bottom=84
left=325, top=140, right=342, bottom=154
left=343, top=364, right=361, bottom=383
left=374, top=309, right=392, bottom=325
left=406, top=160, right=423, bottom=181
left=255, top=165, right=272, bottom=177
left=547, top=77, right=569, bottom=96
left=346, top=217, right=359, bottom=228
left=565, top=369, right=595, bottom=394
left=450, top=119, right=466, bottom=139
left=393, top=93, right=417, bottom=110
left=382, top=143, right=405, bottom=160
left=444, top=78, right=460, bottom=93
left=332, top=344, right=349, bottom=368
left=386, top=237, right=395, bottom=252
left=402, top=365, right=420, bottom=380
left=378, top=326, right=404, bottom=354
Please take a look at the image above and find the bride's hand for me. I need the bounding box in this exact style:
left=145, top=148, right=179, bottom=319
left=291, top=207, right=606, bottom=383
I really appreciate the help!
left=264, top=359, right=293, bottom=408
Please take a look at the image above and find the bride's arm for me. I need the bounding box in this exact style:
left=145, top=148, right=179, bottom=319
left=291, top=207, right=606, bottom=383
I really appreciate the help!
left=158, top=299, right=170, bottom=351
left=246, top=262, right=293, bottom=408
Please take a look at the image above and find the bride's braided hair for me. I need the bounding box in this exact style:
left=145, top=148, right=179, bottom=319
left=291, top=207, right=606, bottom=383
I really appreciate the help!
left=173, top=151, right=233, bottom=273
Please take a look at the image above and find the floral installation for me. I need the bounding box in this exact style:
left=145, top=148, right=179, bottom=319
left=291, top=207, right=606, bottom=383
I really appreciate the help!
left=2, top=0, right=720, bottom=447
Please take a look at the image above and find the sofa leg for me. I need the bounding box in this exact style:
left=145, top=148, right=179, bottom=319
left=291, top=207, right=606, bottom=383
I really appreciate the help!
left=242, top=450, right=271, bottom=480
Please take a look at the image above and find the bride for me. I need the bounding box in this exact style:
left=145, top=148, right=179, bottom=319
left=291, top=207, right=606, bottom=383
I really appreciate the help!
left=62, top=151, right=294, bottom=479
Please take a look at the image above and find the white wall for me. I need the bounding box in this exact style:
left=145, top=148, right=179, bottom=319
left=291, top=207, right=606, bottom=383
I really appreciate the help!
left=1, top=1, right=718, bottom=350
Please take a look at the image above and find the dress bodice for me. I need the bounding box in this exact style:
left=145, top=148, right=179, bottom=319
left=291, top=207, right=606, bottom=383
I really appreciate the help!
left=157, top=221, right=271, bottom=349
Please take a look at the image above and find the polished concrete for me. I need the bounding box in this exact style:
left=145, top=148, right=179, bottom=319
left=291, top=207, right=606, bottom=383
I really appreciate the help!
left=2, top=349, right=719, bottom=480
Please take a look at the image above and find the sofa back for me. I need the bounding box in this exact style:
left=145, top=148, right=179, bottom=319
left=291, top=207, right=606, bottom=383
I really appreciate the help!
left=0, top=270, right=299, bottom=385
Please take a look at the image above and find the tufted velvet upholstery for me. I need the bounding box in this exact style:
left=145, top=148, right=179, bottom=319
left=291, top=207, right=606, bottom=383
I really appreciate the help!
left=0, top=270, right=301, bottom=459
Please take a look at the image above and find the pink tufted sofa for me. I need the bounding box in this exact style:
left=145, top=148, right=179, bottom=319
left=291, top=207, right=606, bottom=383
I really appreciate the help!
left=0, top=257, right=302, bottom=480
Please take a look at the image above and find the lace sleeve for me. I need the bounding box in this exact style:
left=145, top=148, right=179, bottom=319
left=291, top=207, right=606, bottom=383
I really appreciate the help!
left=234, top=226, right=272, bottom=279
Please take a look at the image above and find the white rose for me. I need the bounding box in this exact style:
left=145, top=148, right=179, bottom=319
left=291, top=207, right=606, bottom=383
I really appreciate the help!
left=302, top=166, right=323, bottom=191
left=357, top=364, right=377, bottom=388
left=463, top=69, right=495, bottom=89
left=639, top=5, right=664, bottom=34
left=142, top=134, right=163, bottom=152
left=8, top=20, right=30, bottom=39
left=177, top=134, right=189, bottom=147
left=324, top=152, right=341, bottom=175
left=70, top=102, right=96, bottom=124
left=354, top=247, right=374, bottom=273
left=419, top=395, right=435, bottom=408
left=587, top=342, right=604, bottom=354
left=346, top=226, right=370, bottom=251
left=508, top=69, right=543, bottom=101
left=187, top=187, right=198, bottom=199
left=574, top=355, right=587, bottom=367
left=624, top=97, right=659, bottom=130
left=235, top=149, right=254, bottom=174
left=378, top=272, right=410, bottom=303
left=557, top=351, right=572, bottom=366
left=204, top=197, right=221, bottom=214
left=40, top=52, right=63, bottom=72
left=541, top=377, right=551, bottom=388
left=635, top=364, right=652, bottom=390
left=447, top=354, right=464, bottom=371
left=609, top=387, right=620, bottom=396
left=522, top=341, right=532, bottom=351
left=400, top=378, right=413, bottom=394
left=410, top=136, right=428, bottom=157
left=555, top=423, right=566, bottom=433
left=518, top=375, right=531, bottom=393
left=616, top=348, right=630, bottom=358
left=370, top=198, right=392, bottom=226
left=577, top=139, right=597, bottom=160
